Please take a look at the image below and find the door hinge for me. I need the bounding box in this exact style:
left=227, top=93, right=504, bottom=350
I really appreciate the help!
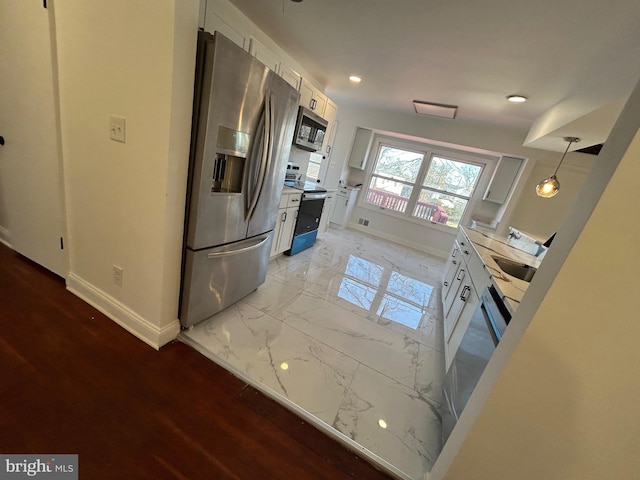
left=60, top=237, right=64, bottom=250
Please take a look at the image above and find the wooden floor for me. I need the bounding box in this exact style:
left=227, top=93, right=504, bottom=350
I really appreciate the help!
left=0, top=243, right=392, bottom=480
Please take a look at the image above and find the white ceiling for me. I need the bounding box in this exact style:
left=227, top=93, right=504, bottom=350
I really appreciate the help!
left=228, top=0, right=640, bottom=151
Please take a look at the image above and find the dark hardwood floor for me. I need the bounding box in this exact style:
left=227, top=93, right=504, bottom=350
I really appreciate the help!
left=0, top=243, right=391, bottom=479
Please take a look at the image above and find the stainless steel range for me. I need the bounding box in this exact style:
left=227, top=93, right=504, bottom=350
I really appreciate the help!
left=283, top=179, right=327, bottom=255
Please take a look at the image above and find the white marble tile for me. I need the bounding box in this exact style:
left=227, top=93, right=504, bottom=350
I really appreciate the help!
left=414, top=343, right=445, bottom=403
left=274, top=292, right=420, bottom=389
left=182, top=227, right=447, bottom=480
left=183, top=301, right=359, bottom=426
left=241, top=275, right=302, bottom=315
left=333, top=364, right=442, bottom=479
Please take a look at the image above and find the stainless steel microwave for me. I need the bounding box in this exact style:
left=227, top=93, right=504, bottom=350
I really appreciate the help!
left=293, top=107, right=328, bottom=152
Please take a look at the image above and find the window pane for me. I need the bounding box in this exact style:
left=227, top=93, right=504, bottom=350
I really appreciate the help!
left=423, top=156, right=482, bottom=197
left=412, top=189, right=468, bottom=228
left=306, top=161, right=320, bottom=182
left=338, top=278, right=377, bottom=311
left=345, top=255, right=383, bottom=286
left=387, top=271, right=433, bottom=307
left=365, top=176, right=412, bottom=213
left=373, top=146, right=423, bottom=183
left=376, top=295, right=423, bottom=329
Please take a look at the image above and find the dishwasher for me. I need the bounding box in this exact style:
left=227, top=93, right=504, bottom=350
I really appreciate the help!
left=441, top=285, right=511, bottom=445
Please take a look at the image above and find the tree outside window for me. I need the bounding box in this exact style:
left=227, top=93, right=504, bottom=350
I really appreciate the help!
left=364, top=143, right=483, bottom=228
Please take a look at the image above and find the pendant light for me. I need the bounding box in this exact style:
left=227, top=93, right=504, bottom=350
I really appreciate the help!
left=536, top=136, right=580, bottom=198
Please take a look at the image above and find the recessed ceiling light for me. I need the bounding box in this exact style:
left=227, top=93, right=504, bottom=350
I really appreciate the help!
left=507, top=95, right=528, bottom=103
left=349, top=75, right=362, bottom=83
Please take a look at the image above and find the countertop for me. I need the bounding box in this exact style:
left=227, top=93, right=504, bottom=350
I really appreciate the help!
left=281, top=185, right=302, bottom=195
left=462, top=227, right=542, bottom=312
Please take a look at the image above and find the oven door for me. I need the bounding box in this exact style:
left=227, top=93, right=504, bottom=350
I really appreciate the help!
left=293, top=192, right=326, bottom=236
left=441, top=286, right=510, bottom=444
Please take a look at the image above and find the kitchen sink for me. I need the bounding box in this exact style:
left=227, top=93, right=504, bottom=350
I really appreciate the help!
left=491, top=256, right=537, bottom=282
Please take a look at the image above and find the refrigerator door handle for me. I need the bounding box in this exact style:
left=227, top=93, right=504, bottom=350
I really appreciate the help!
left=246, top=93, right=274, bottom=221
left=207, top=234, right=270, bottom=258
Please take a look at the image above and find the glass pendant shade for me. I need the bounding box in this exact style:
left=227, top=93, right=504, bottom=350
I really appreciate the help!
left=536, top=136, right=580, bottom=198
left=536, top=174, right=560, bottom=198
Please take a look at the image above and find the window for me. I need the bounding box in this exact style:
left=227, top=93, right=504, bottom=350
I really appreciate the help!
left=364, top=141, right=483, bottom=228
left=305, top=153, right=326, bottom=185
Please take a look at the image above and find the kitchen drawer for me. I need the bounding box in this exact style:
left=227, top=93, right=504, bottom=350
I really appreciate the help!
left=286, top=192, right=302, bottom=208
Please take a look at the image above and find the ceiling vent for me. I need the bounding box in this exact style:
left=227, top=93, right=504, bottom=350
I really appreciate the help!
left=413, top=100, right=457, bottom=119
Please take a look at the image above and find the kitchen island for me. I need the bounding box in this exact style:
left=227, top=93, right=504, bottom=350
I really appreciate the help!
left=462, top=227, right=543, bottom=312
left=441, top=226, right=543, bottom=368
left=440, top=226, right=546, bottom=443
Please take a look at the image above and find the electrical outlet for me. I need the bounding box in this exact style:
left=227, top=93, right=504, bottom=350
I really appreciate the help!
left=113, top=265, right=123, bottom=286
left=109, top=115, right=126, bottom=143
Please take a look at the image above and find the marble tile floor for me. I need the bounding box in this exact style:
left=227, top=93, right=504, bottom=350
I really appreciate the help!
left=181, top=228, right=446, bottom=480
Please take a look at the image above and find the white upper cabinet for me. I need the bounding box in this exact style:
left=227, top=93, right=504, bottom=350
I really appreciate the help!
left=203, top=0, right=338, bottom=138
left=279, top=63, right=302, bottom=91
left=347, top=127, right=374, bottom=170
left=204, top=9, right=248, bottom=50
left=299, top=79, right=327, bottom=116
left=322, top=99, right=338, bottom=156
left=249, top=37, right=281, bottom=74
left=483, top=156, right=523, bottom=204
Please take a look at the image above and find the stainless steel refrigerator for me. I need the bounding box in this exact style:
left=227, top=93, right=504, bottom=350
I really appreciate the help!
left=180, top=31, right=300, bottom=328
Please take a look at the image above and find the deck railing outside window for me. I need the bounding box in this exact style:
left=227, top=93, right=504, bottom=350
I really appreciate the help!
left=365, top=188, right=448, bottom=224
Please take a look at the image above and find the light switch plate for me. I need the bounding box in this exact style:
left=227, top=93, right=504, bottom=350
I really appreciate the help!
left=109, top=115, right=126, bottom=143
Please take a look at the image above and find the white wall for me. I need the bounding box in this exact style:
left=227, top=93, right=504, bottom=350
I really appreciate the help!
left=431, top=75, right=640, bottom=480
left=327, top=103, right=594, bottom=256
left=54, top=0, right=199, bottom=348
left=509, top=154, right=596, bottom=239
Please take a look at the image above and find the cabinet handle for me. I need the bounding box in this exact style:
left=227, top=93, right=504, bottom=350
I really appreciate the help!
left=452, top=260, right=457, bottom=265
left=282, top=211, right=287, bottom=222
left=460, top=285, right=470, bottom=301
left=456, top=269, right=465, bottom=281
left=444, top=281, right=449, bottom=287
left=464, top=250, right=470, bottom=255
left=291, top=198, right=299, bottom=202
left=452, top=247, right=458, bottom=258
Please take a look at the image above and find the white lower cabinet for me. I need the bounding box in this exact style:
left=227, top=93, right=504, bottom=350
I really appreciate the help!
left=330, top=187, right=359, bottom=228
left=443, top=260, right=465, bottom=320
left=444, top=280, right=478, bottom=370
left=317, top=190, right=335, bottom=238
left=442, top=229, right=485, bottom=371
left=270, top=192, right=301, bottom=256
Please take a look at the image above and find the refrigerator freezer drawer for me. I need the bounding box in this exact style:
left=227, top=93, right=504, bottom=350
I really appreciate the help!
left=180, top=233, right=273, bottom=328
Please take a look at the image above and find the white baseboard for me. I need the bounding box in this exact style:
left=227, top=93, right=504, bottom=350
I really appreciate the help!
left=0, top=226, right=11, bottom=248
left=347, top=222, right=449, bottom=258
left=66, top=273, right=180, bottom=350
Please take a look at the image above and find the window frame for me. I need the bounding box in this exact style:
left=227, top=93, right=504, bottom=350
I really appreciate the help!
left=360, top=135, right=495, bottom=230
